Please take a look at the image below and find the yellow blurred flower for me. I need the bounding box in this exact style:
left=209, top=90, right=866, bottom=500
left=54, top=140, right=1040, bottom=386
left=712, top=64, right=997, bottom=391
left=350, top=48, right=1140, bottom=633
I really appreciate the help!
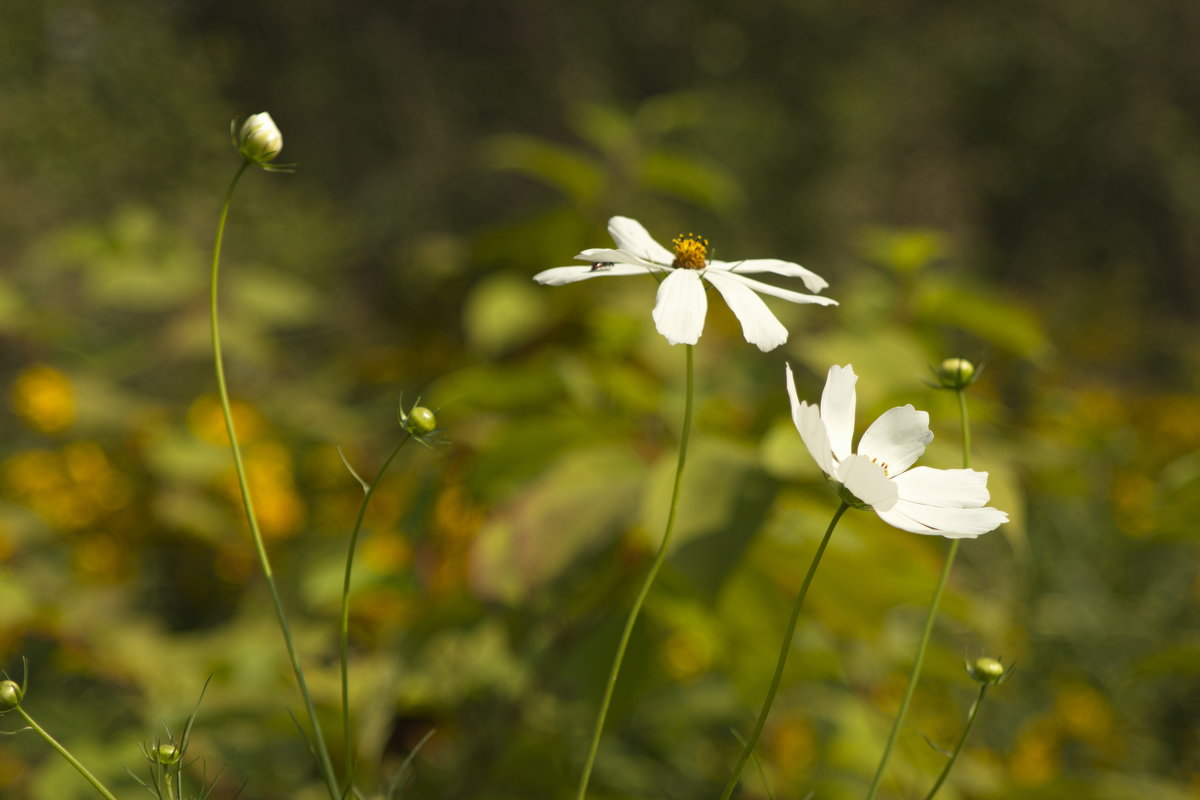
left=3, top=442, right=130, bottom=530
left=188, top=394, right=264, bottom=445
left=1055, top=682, right=1116, bottom=745
left=660, top=630, right=712, bottom=683
left=11, top=365, right=75, bottom=433
left=766, top=716, right=816, bottom=777
left=218, top=441, right=305, bottom=540
left=1009, top=719, right=1061, bottom=786
left=362, top=532, right=411, bottom=572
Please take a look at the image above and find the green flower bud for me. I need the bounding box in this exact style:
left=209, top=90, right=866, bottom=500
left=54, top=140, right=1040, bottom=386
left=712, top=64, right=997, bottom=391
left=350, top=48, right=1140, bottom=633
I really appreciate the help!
left=236, top=112, right=283, bottom=163
left=405, top=406, right=437, bottom=437
left=968, top=656, right=1007, bottom=686
left=935, top=357, right=977, bottom=390
left=0, top=679, right=23, bottom=711
left=152, top=743, right=182, bottom=765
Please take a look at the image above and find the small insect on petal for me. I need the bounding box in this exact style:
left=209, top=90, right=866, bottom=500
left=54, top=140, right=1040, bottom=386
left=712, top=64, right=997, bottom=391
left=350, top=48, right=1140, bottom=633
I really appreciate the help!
left=589, top=262, right=614, bottom=272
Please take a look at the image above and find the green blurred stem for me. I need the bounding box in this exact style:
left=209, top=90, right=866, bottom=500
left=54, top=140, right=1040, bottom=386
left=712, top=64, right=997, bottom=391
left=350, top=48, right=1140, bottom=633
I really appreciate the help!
left=957, top=388, right=971, bottom=470
left=575, top=344, right=694, bottom=800
left=720, top=501, right=850, bottom=800
left=210, top=159, right=341, bottom=800
left=922, top=683, right=989, bottom=800
left=15, top=706, right=118, bottom=800
left=339, top=436, right=411, bottom=791
left=864, top=387, right=972, bottom=800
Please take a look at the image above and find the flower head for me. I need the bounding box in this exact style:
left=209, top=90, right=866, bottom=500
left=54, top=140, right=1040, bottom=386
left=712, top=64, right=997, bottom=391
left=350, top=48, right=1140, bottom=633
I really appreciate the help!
left=534, top=216, right=836, bottom=352
left=787, top=364, right=1008, bottom=538
left=398, top=396, right=443, bottom=448
left=933, top=357, right=979, bottom=391
left=0, top=679, right=22, bottom=712
left=233, top=112, right=286, bottom=168
left=968, top=656, right=1011, bottom=686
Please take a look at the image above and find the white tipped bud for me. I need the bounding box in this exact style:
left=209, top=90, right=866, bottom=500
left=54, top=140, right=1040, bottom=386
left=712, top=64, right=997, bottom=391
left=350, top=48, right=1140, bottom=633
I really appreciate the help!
left=237, top=112, right=283, bottom=163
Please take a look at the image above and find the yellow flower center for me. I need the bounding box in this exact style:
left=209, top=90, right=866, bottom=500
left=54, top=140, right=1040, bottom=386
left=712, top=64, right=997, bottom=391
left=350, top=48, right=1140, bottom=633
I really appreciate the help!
left=671, top=233, right=709, bottom=270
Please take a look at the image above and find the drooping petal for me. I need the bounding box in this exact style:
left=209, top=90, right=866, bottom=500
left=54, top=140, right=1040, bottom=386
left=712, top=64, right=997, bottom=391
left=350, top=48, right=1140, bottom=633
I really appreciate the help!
left=820, top=365, right=857, bottom=464
left=874, top=500, right=1008, bottom=538
left=533, top=263, right=657, bottom=286
left=786, top=363, right=836, bottom=477
left=708, top=271, right=838, bottom=307
left=702, top=270, right=789, bottom=351
left=836, top=454, right=899, bottom=510
left=893, top=467, right=991, bottom=508
left=710, top=258, right=829, bottom=293
left=608, top=216, right=675, bottom=265
left=856, top=405, right=932, bottom=474
left=652, top=269, right=707, bottom=345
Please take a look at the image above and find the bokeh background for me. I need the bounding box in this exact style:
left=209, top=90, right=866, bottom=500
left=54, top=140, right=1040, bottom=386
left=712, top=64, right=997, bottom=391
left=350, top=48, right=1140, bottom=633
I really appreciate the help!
left=2, top=1, right=1198, bottom=798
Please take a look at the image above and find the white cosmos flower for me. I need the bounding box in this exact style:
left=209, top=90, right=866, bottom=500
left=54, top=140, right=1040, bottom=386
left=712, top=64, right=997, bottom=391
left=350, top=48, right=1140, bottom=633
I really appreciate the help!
left=787, top=363, right=1008, bottom=538
left=533, top=216, right=836, bottom=352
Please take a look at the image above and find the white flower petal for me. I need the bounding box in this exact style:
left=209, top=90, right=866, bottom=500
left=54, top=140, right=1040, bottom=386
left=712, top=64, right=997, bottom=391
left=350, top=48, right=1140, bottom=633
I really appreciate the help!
left=875, top=500, right=1008, bottom=538
left=820, top=365, right=857, bottom=464
left=608, top=216, right=675, bottom=265
left=786, top=363, right=836, bottom=477
left=533, top=263, right=656, bottom=286
left=857, top=405, right=932, bottom=474
left=710, top=272, right=838, bottom=307
left=893, top=467, right=991, bottom=508
left=836, top=454, right=898, bottom=510
left=711, top=258, right=829, bottom=293
left=652, top=269, right=707, bottom=345
left=702, top=270, right=789, bottom=351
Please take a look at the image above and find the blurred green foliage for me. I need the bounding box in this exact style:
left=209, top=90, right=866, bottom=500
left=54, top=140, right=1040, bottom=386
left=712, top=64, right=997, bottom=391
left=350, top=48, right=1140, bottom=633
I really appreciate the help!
left=1, top=1, right=1198, bottom=799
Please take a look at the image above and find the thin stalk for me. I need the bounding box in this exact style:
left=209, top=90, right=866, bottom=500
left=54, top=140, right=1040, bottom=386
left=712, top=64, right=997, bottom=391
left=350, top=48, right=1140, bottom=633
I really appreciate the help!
left=15, top=706, right=118, bottom=800
left=575, top=344, right=695, bottom=800
left=957, top=389, right=971, bottom=470
left=339, top=436, right=411, bottom=792
left=922, top=684, right=988, bottom=800
left=720, top=501, right=850, bottom=800
left=863, top=538, right=960, bottom=800
left=210, top=160, right=340, bottom=800
left=864, top=387, right=973, bottom=800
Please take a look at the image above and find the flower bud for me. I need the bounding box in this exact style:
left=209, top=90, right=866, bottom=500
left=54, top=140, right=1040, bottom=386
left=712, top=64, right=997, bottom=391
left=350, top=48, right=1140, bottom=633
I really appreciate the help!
left=935, top=357, right=977, bottom=390
left=968, top=656, right=1008, bottom=686
left=405, top=406, right=437, bottom=437
left=152, top=743, right=182, bottom=765
left=0, top=680, right=23, bottom=711
left=237, top=112, right=283, bottom=163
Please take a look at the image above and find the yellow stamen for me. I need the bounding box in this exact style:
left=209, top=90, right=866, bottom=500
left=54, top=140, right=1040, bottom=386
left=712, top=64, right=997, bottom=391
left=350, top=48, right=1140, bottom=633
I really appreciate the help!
left=672, top=233, right=709, bottom=270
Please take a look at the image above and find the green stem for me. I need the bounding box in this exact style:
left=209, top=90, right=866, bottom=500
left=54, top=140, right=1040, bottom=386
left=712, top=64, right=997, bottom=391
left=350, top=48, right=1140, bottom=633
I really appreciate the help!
left=15, top=706, right=118, bottom=800
left=922, top=684, right=988, bottom=800
left=575, top=344, right=695, bottom=800
left=720, top=501, right=850, bottom=800
left=957, top=389, right=971, bottom=470
left=210, top=159, right=340, bottom=800
left=339, top=436, right=411, bottom=792
left=864, top=388, right=972, bottom=800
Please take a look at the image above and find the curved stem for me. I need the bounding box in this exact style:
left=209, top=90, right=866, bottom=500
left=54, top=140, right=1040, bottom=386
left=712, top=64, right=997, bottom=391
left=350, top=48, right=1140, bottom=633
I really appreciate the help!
left=339, top=436, right=411, bottom=791
left=575, top=344, right=695, bottom=800
left=864, top=388, right=973, bottom=799
left=720, top=501, right=850, bottom=800
left=16, top=706, right=118, bottom=800
left=210, top=160, right=340, bottom=799
left=922, top=684, right=988, bottom=800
